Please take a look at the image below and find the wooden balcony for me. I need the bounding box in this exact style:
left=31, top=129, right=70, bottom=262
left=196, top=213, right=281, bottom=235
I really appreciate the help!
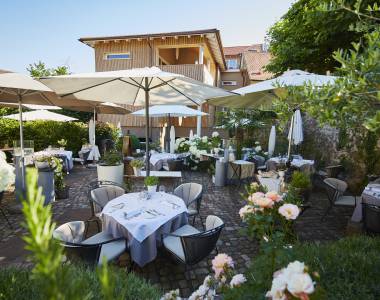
left=159, top=64, right=215, bottom=86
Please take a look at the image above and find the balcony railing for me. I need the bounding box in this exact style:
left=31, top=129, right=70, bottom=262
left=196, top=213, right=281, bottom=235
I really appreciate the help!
left=159, top=64, right=215, bottom=86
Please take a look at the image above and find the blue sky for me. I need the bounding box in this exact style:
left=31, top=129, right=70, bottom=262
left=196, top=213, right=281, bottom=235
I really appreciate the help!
left=1, top=0, right=293, bottom=74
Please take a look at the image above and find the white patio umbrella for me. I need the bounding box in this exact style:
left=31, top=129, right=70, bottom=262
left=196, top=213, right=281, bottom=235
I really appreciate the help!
left=208, top=70, right=336, bottom=108
left=0, top=102, right=62, bottom=110
left=189, top=129, right=194, bottom=140
left=131, top=105, right=207, bottom=151
left=268, top=125, right=276, bottom=157
left=40, top=67, right=231, bottom=174
left=0, top=70, right=61, bottom=194
left=170, top=125, right=176, bottom=154
left=3, top=109, right=77, bottom=122
left=287, top=109, right=303, bottom=158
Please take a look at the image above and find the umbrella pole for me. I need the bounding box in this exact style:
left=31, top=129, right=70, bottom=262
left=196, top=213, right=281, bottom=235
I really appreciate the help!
left=167, top=113, right=171, bottom=152
left=18, top=95, right=25, bottom=193
left=144, top=78, right=150, bottom=175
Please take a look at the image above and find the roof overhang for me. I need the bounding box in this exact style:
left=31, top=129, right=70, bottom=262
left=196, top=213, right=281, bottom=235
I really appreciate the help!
left=79, top=29, right=226, bottom=70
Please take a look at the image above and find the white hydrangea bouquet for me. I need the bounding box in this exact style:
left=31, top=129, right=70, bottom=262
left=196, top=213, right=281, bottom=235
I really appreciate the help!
left=175, top=132, right=221, bottom=171
left=0, top=151, right=15, bottom=193
left=161, top=253, right=246, bottom=300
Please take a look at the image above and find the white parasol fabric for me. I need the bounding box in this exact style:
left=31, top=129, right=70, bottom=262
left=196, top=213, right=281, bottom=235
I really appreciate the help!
left=208, top=69, right=336, bottom=108
left=3, top=109, right=77, bottom=122
left=170, top=126, right=176, bottom=154
left=268, top=125, right=276, bottom=157
left=40, top=67, right=231, bottom=173
left=189, top=129, right=194, bottom=140
left=131, top=105, right=207, bottom=117
left=0, top=102, right=62, bottom=110
left=89, top=118, right=96, bottom=146
left=288, top=110, right=303, bottom=145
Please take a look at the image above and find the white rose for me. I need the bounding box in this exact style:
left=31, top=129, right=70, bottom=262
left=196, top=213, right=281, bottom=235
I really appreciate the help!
left=197, top=284, right=208, bottom=296
left=230, top=274, right=247, bottom=287
left=266, top=272, right=287, bottom=300
left=0, top=151, right=6, bottom=161
left=212, top=131, right=219, bottom=138
left=255, top=146, right=262, bottom=152
left=278, top=204, right=300, bottom=220
left=287, top=272, right=315, bottom=296
left=202, top=136, right=208, bottom=142
left=0, top=162, right=15, bottom=192
left=285, top=261, right=305, bottom=275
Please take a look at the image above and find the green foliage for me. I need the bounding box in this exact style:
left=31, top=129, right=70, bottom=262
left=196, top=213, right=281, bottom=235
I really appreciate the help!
left=224, top=236, right=380, bottom=300
left=144, top=176, right=159, bottom=186
left=57, top=138, right=67, bottom=147
left=266, top=0, right=379, bottom=75
left=289, top=171, right=312, bottom=189
left=101, top=151, right=122, bottom=166
left=130, top=159, right=144, bottom=168
left=129, top=135, right=142, bottom=150
left=0, top=119, right=118, bottom=154
left=0, top=266, right=161, bottom=300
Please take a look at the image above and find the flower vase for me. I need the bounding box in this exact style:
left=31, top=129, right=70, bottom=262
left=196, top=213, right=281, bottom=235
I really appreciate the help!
left=147, top=185, right=157, bottom=193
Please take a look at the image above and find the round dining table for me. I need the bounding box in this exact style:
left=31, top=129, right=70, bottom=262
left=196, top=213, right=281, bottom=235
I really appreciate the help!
left=100, top=191, right=188, bottom=267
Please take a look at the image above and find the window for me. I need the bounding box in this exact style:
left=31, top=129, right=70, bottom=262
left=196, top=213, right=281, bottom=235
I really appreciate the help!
left=222, top=80, right=237, bottom=86
left=226, top=59, right=238, bottom=70
left=104, top=52, right=131, bottom=60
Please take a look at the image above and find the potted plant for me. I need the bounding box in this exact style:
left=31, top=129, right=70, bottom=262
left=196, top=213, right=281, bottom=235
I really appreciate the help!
left=288, top=171, right=312, bottom=202
left=34, top=155, right=58, bottom=171
left=130, top=159, right=144, bottom=176
left=144, top=176, right=159, bottom=193
left=97, top=151, right=124, bottom=185
left=54, top=158, right=69, bottom=199
left=57, top=139, right=67, bottom=150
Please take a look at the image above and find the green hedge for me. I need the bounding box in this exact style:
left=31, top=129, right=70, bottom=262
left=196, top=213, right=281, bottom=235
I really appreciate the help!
left=0, top=119, right=118, bottom=155
left=0, top=264, right=161, bottom=300
left=224, top=236, right=380, bottom=300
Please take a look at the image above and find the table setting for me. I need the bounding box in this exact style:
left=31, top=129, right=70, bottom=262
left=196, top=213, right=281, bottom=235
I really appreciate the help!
left=100, top=190, right=188, bottom=266
left=149, top=152, right=188, bottom=171
left=351, top=183, right=380, bottom=222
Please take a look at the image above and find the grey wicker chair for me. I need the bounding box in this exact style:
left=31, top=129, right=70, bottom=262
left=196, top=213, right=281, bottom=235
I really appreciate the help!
left=362, top=203, right=380, bottom=234
left=322, top=178, right=358, bottom=220
left=162, top=215, right=224, bottom=265
left=53, top=221, right=127, bottom=266
left=174, top=183, right=203, bottom=225
left=87, top=181, right=126, bottom=233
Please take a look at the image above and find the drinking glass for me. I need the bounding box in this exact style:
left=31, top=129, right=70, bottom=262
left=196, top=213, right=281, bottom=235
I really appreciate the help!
left=159, top=185, right=166, bottom=196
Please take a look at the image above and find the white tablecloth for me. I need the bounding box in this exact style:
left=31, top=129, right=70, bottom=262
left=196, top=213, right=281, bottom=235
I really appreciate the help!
left=34, top=149, right=74, bottom=171
left=351, top=184, right=380, bottom=222
left=149, top=152, right=188, bottom=171
left=101, top=192, right=188, bottom=266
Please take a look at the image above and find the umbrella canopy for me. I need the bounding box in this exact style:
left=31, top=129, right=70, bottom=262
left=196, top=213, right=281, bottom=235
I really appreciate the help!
left=0, top=70, right=61, bottom=196
left=208, top=70, right=336, bottom=108
left=268, top=125, right=276, bottom=157
left=3, top=109, right=77, bottom=122
left=131, top=105, right=208, bottom=117
left=61, top=100, right=130, bottom=114
left=288, top=110, right=303, bottom=146
left=40, top=67, right=231, bottom=174
left=0, top=102, right=62, bottom=110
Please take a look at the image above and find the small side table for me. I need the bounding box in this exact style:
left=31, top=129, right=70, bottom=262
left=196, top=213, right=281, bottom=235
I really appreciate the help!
left=228, top=160, right=255, bottom=185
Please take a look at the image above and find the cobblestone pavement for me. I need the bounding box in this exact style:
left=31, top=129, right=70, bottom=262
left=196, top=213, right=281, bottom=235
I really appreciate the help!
left=0, top=165, right=354, bottom=297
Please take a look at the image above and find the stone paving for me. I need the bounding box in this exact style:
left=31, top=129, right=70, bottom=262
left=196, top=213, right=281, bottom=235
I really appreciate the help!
left=0, top=165, right=355, bottom=297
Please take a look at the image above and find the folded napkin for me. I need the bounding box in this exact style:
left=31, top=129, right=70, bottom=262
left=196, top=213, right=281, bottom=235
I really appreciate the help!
left=123, top=209, right=142, bottom=220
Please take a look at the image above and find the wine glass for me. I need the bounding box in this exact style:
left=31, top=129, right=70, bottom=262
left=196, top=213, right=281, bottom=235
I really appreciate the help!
left=159, top=185, right=166, bottom=196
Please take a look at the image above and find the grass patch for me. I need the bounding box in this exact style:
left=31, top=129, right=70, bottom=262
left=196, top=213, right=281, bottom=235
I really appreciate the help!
left=224, top=236, right=380, bottom=300
left=0, top=264, right=161, bottom=300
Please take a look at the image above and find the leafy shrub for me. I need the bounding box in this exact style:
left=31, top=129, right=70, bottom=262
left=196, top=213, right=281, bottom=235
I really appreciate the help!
left=0, top=265, right=161, bottom=300
left=289, top=171, right=311, bottom=190
left=224, top=236, right=380, bottom=300
left=129, top=135, right=141, bottom=150
left=130, top=159, right=144, bottom=168
left=144, top=176, right=159, bottom=186
left=101, top=151, right=122, bottom=166
left=0, top=119, right=118, bottom=155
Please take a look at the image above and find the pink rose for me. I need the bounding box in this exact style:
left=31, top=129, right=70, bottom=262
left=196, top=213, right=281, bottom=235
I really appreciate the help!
left=265, top=191, right=282, bottom=202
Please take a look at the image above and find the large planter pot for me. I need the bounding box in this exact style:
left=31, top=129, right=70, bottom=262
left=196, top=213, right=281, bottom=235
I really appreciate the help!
left=97, top=164, right=124, bottom=185
left=56, top=186, right=70, bottom=200
left=147, top=185, right=157, bottom=193
left=37, top=169, right=55, bottom=205
left=133, top=167, right=142, bottom=176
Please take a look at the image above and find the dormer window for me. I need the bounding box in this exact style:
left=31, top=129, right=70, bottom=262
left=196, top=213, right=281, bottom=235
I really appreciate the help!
left=104, top=52, right=131, bottom=60
left=226, top=59, right=238, bottom=70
